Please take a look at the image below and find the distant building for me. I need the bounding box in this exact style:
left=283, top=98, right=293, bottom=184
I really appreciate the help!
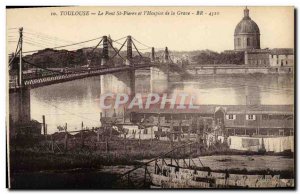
left=234, top=7, right=294, bottom=70
left=234, top=7, right=260, bottom=51
left=245, top=49, right=270, bottom=66
left=269, top=48, right=294, bottom=67
left=129, top=104, right=294, bottom=137
left=245, top=49, right=294, bottom=70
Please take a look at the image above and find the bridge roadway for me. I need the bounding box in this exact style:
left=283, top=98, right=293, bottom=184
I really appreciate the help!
left=9, top=63, right=155, bottom=92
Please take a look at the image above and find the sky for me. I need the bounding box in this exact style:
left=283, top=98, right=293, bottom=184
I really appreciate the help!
left=6, top=6, right=294, bottom=54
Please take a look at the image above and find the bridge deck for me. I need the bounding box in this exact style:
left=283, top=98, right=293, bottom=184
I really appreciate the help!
left=9, top=64, right=154, bottom=92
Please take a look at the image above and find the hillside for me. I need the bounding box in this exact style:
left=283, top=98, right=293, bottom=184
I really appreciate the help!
left=9, top=48, right=244, bottom=70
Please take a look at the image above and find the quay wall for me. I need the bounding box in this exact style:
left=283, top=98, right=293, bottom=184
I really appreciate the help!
left=182, top=65, right=293, bottom=75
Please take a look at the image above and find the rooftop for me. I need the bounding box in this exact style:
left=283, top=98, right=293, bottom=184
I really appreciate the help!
left=130, top=104, right=294, bottom=115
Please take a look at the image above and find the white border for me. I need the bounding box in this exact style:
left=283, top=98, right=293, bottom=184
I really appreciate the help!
left=1, top=0, right=299, bottom=193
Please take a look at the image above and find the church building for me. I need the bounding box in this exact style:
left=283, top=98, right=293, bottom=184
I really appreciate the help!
left=234, top=7, right=294, bottom=72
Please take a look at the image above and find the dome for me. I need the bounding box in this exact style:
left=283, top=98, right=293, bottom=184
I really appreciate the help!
left=234, top=7, right=260, bottom=35
left=234, top=7, right=261, bottom=51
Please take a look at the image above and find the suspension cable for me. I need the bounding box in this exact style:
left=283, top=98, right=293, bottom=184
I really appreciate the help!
left=8, top=50, right=20, bottom=67
left=109, top=39, right=127, bottom=60
left=168, top=55, right=174, bottom=64
left=111, top=36, right=127, bottom=42
left=88, top=38, right=103, bottom=60
left=132, top=40, right=143, bottom=58
left=22, top=59, right=65, bottom=75
left=132, top=37, right=152, bottom=48
left=9, top=37, right=21, bottom=66
left=23, top=36, right=103, bottom=54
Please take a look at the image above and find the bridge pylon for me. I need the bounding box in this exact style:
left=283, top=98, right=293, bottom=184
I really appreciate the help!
left=11, top=27, right=24, bottom=88
left=101, top=35, right=109, bottom=66
left=151, top=47, right=155, bottom=62
left=125, top=36, right=132, bottom=66
left=164, top=47, right=169, bottom=64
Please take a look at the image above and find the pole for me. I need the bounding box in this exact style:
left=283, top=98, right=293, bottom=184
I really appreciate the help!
left=64, top=123, right=68, bottom=151
left=151, top=126, right=153, bottom=145
left=45, top=124, right=48, bottom=141
left=123, top=106, right=126, bottom=123
left=139, top=129, right=141, bottom=147
left=178, top=120, right=182, bottom=143
left=144, top=166, right=147, bottom=186
left=98, top=112, right=102, bottom=142
left=42, top=115, right=46, bottom=136
left=110, top=125, right=112, bottom=140
left=106, top=138, right=108, bottom=153
left=51, top=135, right=54, bottom=152
left=170, top=120, right=174, bottom=148
left=124, top=133, right=127, bottom=154
left=81, top=121, right=84, bottom=148
left=188, top=122, right=192, bottom=142
left=19, top=27, right=23, bottom=87
left=189, top=144, right=191, bottom=167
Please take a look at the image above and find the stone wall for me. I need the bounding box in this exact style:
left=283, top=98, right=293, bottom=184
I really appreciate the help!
left=184, top=66, right=293, bottom=75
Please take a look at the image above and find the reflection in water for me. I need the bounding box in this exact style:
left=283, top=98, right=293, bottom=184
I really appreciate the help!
left=31, top=72, right=293, bottom=134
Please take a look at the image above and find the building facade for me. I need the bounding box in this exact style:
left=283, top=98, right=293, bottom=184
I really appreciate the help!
left=245, top=49, right=270, bottom=66
left=128, top=104, right=294, bottom=137
left=269, top=48, right=294, bottom=67
left=245, top=48, right=294, bottom=72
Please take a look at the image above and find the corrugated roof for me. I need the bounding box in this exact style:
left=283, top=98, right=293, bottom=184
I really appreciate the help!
left=130, top=104, right=294, bottom=115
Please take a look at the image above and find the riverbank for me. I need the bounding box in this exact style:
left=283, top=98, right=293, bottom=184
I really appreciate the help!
left=9, top=153, right=294, bottom=189
left=8, top=137, right=294, bottom=189
left=9, top=138, right=294, bottom=173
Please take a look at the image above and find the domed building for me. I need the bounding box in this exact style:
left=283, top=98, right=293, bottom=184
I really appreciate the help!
left=225, top=7, right=294, bottom=73
left=234, top=7, right=260, bottom=51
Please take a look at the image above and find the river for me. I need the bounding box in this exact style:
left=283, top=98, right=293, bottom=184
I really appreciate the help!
left=30, top=71, right=294, bottom=134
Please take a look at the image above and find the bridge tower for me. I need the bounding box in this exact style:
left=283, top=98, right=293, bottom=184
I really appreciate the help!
left=13, top=27, right=24, bottom=88
left=101, top=35, right=109, bottom=66
left=125, top=36, right=132, bottom=66
left=151, top=47, right=155, bottom=62
left=164, top=47, right=169, bottom=63
left=150, top=46, right=170, bottom=92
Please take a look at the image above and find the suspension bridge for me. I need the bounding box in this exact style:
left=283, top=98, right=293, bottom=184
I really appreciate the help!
left=8, top=27, right=174, bottom=92
left=8, top=27, right=178, bottom=131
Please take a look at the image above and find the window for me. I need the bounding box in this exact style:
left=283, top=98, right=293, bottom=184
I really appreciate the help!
left=237, top=38, right=241, bottom=46
left=246, top=114, right=256, bottom=120
left=226, top=114, right=236, bottom=120
left=262, top=114, right=269, bottom=120
left=247, top=38, right=250, bottom=46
